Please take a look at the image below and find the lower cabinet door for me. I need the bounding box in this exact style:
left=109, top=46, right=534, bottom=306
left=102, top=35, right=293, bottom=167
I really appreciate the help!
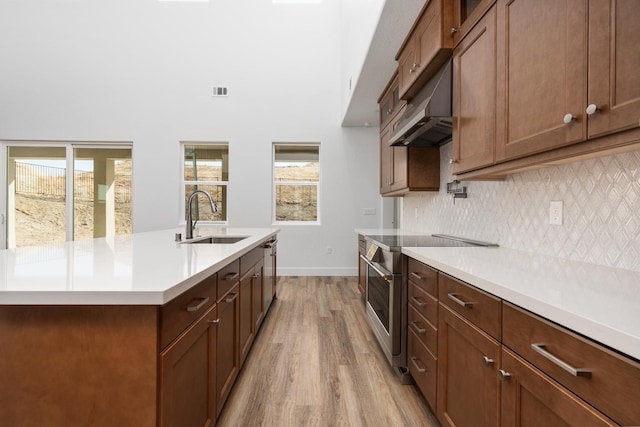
left=159, top=304, right=218, bottom=427
left=217, top=285, right=240, bottom=415
left=500, top=347, right=617, bottom=427
left=437, top=304, right=500, bottom=427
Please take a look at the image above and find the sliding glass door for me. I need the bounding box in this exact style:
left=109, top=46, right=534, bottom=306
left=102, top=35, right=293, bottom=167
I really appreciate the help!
left=2, top=142, right=132, bottom=248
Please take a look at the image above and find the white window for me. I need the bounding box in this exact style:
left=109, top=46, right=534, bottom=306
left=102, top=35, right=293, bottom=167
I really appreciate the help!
left=182, top=142, right=228, bottom=224
left=1, top=141, right=132, bottom=248
left=273, top=143, right=319, bottom=224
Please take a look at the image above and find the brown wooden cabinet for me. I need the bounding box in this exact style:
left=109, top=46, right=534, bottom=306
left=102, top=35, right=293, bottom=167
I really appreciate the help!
left=378, top=73, right=440, bottom=196
left=503, top=302, right=640, bottom=426
left=451, top=0, right=640, bottom=179
left=239, top=247, right=266, bottom=365
left=159, top=304, right=218, bottom=427
left=451, top=4, right=496, bottom=174
left=216, top=284, right=240, bottom=416
left=397, top=0, right=454, bottom=100
left=587, top=1, right=640, bottom=139
left=437, top=303, right=501, bottom=427
left=403, top=257, right=640, bottom=426
left=500, top=347, right=616, bottom=427
left=494, top=0, right=640, bottom=163
left=406, top=258, right=439, bottom=411
left=451, top=0, right=496, bottom=47
left=494, top=0, right=587, bottom=162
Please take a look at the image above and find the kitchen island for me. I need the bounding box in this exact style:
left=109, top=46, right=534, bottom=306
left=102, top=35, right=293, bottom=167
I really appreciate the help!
left=0, top=227, right=278, bottom=427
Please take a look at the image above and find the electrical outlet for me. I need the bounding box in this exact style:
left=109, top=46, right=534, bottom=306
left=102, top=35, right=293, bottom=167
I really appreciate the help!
left=363, top=208, right=376, bottom=216
left=549, top=201, right=563, bottom=225
left=326, top=246, right=333, bottom=254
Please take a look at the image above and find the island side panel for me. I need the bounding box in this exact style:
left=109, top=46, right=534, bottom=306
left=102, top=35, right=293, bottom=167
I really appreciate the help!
left=0, top=305, right=159, bottom=427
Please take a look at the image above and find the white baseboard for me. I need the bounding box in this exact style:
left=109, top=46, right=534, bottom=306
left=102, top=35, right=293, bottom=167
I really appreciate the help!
left=277, top=267, right=358, bottom=277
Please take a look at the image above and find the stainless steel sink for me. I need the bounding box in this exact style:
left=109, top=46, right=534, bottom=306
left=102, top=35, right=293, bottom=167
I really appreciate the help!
left=184, top=236, right=248, bottom=244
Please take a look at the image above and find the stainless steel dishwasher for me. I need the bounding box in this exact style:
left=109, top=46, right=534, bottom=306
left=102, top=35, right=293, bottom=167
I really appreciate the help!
left=263, top=238, right=277, bottom=310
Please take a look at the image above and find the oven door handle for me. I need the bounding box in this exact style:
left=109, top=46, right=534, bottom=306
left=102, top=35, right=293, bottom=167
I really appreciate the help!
left=360, top=255, right=393, bottom=282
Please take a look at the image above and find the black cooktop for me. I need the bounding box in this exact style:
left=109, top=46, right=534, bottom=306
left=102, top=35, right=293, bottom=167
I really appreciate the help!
left=365, top=234, right=497, bottom=252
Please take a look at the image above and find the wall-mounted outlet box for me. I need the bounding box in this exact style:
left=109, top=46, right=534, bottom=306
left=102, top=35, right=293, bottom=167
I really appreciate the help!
left=550, top=201, right=563, bottom=225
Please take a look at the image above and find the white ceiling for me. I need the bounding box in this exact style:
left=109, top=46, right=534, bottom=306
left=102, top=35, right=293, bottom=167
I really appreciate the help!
left=341, top=0, right=425, bottom=127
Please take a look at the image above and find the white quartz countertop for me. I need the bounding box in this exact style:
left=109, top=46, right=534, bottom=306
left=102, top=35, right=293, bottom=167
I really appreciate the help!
left=402, top=246, right=640, bottom=361
left=0, top=227, right=279, bottom=305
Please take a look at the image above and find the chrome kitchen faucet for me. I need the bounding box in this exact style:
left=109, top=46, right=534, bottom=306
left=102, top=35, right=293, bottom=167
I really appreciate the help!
left=186, top=190, right=218, bottom=240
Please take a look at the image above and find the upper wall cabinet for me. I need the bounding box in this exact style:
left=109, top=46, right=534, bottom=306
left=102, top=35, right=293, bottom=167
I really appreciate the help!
left=451, top=4, right=496, bottom=174
left=587, top=1, right=640, bottom=140
left=494, top=0, right=640, bottom=163
left=451, top=0, right=496, bottom=46
left=397, top=0, right=454, bottom=100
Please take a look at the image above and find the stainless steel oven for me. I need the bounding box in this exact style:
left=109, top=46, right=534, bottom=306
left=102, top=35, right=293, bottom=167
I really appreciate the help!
left=361, top=234, right=497, bottom=383
left=361, top=250, right=403, bottom=367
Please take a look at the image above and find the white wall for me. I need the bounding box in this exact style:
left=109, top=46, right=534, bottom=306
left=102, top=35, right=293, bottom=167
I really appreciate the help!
left=339, top=0, right=385, bottom=117
left=0, top=0, right=383, bottom=275
left=403, top=143, right=640, bottom=272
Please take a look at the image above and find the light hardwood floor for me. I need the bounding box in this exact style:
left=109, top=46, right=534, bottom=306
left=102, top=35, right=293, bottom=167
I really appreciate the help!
left=217, top=276, right=439, bottom=427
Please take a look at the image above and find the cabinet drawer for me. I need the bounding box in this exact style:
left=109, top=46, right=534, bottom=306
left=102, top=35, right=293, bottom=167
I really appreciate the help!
left=438, top=273, right=501, bottom=340
left=160, top=273, right=217, bottom=349
left=408, top=283, right=438, bottom=326
left=407, top=258, right=438, bottom=297
left=503, top=302, right=640, bottom=426
left=408, top=303, right=438, bottom=356
left=241, top=247, right=263, bottom=276
left=217, top=259, right=240, bottom=301
left=408, top=327, right=437, bottom=411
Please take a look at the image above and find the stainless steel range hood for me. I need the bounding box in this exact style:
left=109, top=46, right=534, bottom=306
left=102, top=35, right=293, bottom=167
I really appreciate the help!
left=389, top=59, right=452, bottom=147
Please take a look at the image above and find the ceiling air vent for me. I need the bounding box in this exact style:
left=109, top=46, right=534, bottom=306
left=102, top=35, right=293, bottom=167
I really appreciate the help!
left=212, top=87, right=228, bottom=97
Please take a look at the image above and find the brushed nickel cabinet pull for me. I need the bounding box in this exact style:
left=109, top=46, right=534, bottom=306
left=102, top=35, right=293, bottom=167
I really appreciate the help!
left=410, top=357, right=426, bottom=373
left=482, top=356, right=494, bottom=367
left=186, top=296, right=210, bottom=312
left=531, top=343, right=592, bottom=378
left=225, top=293, right=238, bottom=303
left=410, top=272, right=424, bottom=281
left=410, top=296, right=427, bottom=308
left=499, top=369, right=511, bottom=381
left=447, top=293, right=474, bottom=308
left=207, top=318, right=220, bottom=324
left=252, top=273, right=260, bottom=279
left=411, top=321, right=426, bottom=334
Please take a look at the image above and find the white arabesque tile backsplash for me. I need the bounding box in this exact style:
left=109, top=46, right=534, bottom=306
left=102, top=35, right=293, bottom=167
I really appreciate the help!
left=402, top=143, right=640, bottom=272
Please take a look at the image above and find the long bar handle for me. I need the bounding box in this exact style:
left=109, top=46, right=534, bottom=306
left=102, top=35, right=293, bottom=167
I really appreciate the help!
left=359, top=255, right=392, bottom=282
left=186, top=296, right=210, bottom=312
left=411, top=321, right=426, bottom=334
left=410, top=272, right=424, bottom=281
left=410, top=357, right=426, bottom=373
left=447, top=293, right=474, bottom=308
left=531, top=343, right=592, bottom=378
left=264, top=239, right=279, bottom=249
left=225, top=293, right=239, bottom=303
left=410, top=296, right=427, bottom=308
left=224, top=272, right=239, bottom=281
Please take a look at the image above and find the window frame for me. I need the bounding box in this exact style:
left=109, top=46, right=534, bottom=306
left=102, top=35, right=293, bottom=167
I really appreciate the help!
left=180, top=141, right=229, bottom=226
left=0, top=139, right=133, bottom=249
left=272, top=142, right=320, bottom=226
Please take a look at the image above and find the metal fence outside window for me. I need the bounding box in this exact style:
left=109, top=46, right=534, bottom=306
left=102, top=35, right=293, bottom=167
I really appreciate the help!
left=14, top=162, right=132, bottom=203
